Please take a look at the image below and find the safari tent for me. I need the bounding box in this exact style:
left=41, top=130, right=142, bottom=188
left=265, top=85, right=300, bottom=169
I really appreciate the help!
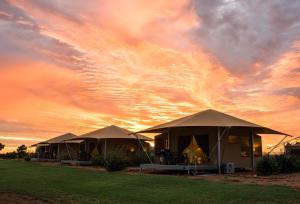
left=62, top=125, right=152, bottom=164
left=32, top=133, right=77, bottom=161
left=138, top=109, right=290, bottom=173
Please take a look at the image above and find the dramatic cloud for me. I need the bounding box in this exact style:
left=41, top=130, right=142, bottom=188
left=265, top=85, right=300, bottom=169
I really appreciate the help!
left=0, top=0, right=299, bottom=152
left=193, top=0, right=300, bottom=75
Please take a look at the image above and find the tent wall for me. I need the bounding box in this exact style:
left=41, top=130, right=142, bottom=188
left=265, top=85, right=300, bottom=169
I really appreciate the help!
left=79, top=138, right=151, bottom=159
left=58, top=143, right=81, bottom=160
left=99, top=138, right=150, bottom=155
left=221, top=128, right=261, bottom=169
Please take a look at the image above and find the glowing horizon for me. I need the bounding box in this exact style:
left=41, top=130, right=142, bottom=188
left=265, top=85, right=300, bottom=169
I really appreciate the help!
left=0, top=0, right=299, bottom=153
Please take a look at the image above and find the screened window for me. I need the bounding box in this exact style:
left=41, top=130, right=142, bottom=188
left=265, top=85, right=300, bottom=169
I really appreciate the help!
left=228, top=135, right=238, bottom=144
left=253, top=136, right=262, bottom=157
left=240, top=136, right=250, bottom=157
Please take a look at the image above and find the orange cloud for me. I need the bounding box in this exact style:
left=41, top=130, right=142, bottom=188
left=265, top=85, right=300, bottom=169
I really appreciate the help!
left=0, top=0, right=299, bottom=153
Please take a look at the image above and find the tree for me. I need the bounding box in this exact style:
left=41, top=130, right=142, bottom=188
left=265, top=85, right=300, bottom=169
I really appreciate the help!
left=0, top=143, right=5, bottom=152
left=17, top=144, right=27, bottom=158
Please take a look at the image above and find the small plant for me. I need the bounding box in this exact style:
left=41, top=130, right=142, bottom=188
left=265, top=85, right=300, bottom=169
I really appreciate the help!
left=90, top=148, right=105, bottom=166
left=0, top=151, right=18, bottom=159
left=287, top=155, right=300, bottom=172
left=127, top=151, right=153, bottom=166
left=104, top=151, right=128, bottom=171
left=256, top=155, right=278, bottom=175
left=24, top=155, right=31, bottom=162
left=256, top=154, right=300, bottom=175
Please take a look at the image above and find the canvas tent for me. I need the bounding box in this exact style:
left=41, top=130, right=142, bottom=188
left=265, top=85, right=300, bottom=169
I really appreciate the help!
left=67, top=125, right=152, bottom=161
left=138, top=109, right=290, bottom=173
left=32, top=133, right=78, bottom=160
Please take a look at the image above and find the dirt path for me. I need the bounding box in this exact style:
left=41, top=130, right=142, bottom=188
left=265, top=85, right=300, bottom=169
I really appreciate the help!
left=0, top=193, right=52, bottom=204
left=195, top=172, right=300, bottom=190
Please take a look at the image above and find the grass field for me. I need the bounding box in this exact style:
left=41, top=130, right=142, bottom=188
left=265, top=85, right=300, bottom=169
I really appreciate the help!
left=0, top=160, right=300, bottom=204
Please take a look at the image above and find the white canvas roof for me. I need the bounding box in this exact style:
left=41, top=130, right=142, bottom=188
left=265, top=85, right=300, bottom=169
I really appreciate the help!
left=72, top=125, right=152, bottom=141
left=139, top=109, right=290, bottom=136
left=31, top=133, right=77, bottom=147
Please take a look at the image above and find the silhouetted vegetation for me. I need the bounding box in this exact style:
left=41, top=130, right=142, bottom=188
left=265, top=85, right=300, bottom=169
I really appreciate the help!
left=0, top=143, right=4, bottom=152
left=16, top=145, right=27, bottom=158
left=104, top=151, right=128, bottom=171
left=256, top=154, right=300, bottom=175
left=0, top=144, right=29, bottom=159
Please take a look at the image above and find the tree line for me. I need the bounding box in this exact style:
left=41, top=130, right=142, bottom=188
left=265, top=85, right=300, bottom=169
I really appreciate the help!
left=0, top=142, right=29, bottom=159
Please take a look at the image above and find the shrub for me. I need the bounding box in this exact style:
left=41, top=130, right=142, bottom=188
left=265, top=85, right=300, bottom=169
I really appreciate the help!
left=256, top=154, right=300, bottom=175
left=287, top=155, right=300, bottom=172
left=256, top=155, right=278, bottom=175
left=24, top=155, right=31, bottom=162
left=90, top=148, right=105, bottom=166
left=0, top=151, right=18, bottom=159
left=104, top=151, right=128, bottom=172
left=127, top=151, right=154, bottom=166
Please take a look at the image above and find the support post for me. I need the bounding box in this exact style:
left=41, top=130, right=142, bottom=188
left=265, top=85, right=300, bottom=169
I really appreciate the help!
left=57, top=143, right=60, bottom=161
left=104, top=139, right=107, bottom=160
left=133, top=133, right=153, bottom=164
left=167, top=128, right=170, bottom=149
left=217, top=127, right=221, bottom=174
left=250, top=128, right=255, bottom=171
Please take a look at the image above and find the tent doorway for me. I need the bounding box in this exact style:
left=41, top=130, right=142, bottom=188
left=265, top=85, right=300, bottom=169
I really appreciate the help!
left=178, top=135, right=209, bottom=163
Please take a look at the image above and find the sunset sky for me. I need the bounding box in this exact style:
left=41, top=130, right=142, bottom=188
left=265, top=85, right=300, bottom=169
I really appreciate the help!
left=0, top=0, right=299, bottom=153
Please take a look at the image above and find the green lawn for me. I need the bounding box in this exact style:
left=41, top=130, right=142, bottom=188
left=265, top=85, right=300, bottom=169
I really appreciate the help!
left=0, top=160, right=300, bottom=204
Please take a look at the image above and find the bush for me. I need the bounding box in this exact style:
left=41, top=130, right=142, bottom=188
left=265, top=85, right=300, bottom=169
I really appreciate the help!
left=256, top=154, right=300, bottom=175
left=256, top=155, right=278, bottom=175
left=24, top=155, right=31, bottom=162
left=127, top=151, right=154, bottom=166
left=104, top=152, right=128, bottom=172
left=0, top=151, right=18, bottom=159
left=287, top=155, right=300, bottom=172
left=90, top=148, right=105, bottom=166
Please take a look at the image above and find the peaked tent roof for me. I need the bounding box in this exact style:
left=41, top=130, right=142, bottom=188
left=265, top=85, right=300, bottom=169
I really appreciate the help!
left=73, top=125, right=152, bottom=141
left=45, top=133, right=77, bottom=144
left=31, top=133, right=77, bottom=147
left=138, top=109, right=290, bottom=136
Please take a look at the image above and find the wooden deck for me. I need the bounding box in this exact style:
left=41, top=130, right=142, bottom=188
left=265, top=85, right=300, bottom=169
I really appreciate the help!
left=140, top=163, right=217, bottom=172
left=61, top=160, right=93, bottom=166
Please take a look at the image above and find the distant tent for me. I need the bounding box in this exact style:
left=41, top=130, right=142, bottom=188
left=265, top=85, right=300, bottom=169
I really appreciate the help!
left=67, top=125, right=153, bottom=161
left=31, top=133, right=78, bottom=161
left=31, top=133, right=77, bottom=147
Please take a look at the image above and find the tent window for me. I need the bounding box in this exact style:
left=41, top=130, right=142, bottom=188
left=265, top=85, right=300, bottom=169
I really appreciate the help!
left=228, top=135, right=238, bottom=144
left=253, top=136, right=262, bottom=157
left=240, top=136, right=250, bottom=157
